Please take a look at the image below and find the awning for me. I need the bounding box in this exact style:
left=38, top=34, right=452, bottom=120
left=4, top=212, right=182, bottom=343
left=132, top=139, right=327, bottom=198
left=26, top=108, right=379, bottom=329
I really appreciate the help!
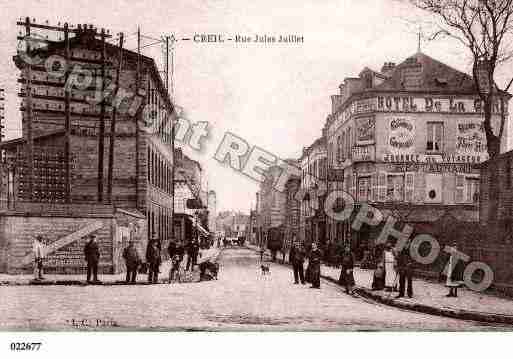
left=196, top=222, right=209, bottom=237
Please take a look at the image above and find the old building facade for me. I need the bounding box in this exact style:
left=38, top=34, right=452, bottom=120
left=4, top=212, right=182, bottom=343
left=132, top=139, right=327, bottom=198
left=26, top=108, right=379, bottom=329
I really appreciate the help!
left=325, top=52, right=509, bottom=257
left=298, top=138, right=327, bottom=249
left=0, top=25, right=175, bottom=273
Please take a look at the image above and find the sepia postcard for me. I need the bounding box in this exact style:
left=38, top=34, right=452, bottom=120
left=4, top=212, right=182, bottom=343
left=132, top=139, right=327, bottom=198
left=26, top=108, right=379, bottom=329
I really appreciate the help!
left=1, top=0, right=513, bottom=354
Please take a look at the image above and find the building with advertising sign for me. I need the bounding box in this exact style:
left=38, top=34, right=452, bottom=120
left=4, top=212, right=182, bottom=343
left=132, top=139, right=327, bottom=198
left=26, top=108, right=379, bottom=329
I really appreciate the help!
left=325, top=52, right=510, bottom=259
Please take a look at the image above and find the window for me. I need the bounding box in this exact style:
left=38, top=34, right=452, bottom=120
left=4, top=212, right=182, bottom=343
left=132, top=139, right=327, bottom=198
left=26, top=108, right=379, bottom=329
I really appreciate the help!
left=358, top=176, right=372, bottom=202
left=466, top=178, right=480, bottom=203
left=336, top=136, right=341, bottom=162
left=387, top=174, right=404, bottom=201
left=427, top=122, right=443, bottom=151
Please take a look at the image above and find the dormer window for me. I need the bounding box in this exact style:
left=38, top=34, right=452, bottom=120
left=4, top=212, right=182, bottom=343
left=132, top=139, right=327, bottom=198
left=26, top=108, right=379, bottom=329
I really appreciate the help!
left=365, top=73, right=373, bottom=88
left=435, top=77, right=448, bottom=86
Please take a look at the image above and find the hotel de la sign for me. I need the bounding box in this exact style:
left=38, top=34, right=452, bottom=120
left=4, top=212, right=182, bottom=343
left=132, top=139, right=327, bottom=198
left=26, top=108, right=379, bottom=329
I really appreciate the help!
left=324, top=52, right=510, bottom=254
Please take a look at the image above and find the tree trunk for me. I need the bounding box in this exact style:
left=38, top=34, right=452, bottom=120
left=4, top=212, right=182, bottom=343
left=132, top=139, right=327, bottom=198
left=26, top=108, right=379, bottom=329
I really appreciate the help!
left=482, top=97, right=501, bottom=158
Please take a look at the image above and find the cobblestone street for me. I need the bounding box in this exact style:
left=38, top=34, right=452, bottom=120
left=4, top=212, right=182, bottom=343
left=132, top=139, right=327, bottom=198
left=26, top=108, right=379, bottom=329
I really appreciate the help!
left=0, top=248, right=507, bottom=331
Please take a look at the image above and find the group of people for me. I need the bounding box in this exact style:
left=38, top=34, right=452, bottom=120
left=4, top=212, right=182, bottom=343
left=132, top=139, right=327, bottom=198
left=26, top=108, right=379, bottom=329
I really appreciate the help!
left=287, top=241, right=323, bottom=289
left=32, top=232, right=203, bottom=285
left=371, top=243, right=414, bottom=298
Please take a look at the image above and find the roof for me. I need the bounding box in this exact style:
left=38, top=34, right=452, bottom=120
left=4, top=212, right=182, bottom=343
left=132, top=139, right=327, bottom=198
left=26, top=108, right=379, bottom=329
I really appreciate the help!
left=374, top=52, right=485, bottom=94
left=0, top=129, right=65, bottom=148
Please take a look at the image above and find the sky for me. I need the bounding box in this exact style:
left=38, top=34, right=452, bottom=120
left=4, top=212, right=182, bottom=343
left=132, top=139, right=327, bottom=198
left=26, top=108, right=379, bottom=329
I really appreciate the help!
left=0, top=0, right=512, bottom=213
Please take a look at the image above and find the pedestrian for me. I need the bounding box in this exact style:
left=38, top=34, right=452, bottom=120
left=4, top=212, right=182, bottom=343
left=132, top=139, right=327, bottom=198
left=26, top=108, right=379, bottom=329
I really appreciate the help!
left=308, top=242, right=322, bottom=289
left=445, top=242, right=463, bottom=297
left=84, top=234, right=101, bottom=284
left=33, top=234, right=46, bottom=281
left=383, top=242, right=397, bottom=292
left=339, top=246, right=356, bottom=295
left=395, top=247, right=413, bottom=298
left=122, top=241, right=141, bottom=284
left=290, top=241, right=306, bottom=285
left=371, top=244, right=385, bottom=290
left=146, top=239, right=161, bottom=284
left=186, top=238, right=200, bottom=271
left=259, top=246, right=265, bottom=262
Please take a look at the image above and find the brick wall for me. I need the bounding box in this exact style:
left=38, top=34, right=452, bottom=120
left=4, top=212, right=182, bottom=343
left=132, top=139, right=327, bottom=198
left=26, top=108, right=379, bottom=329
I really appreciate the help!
left=0, top=211, right=114, bottom=274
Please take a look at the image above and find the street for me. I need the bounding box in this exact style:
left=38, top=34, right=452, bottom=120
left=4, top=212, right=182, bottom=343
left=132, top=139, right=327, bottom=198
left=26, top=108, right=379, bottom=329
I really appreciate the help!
left=0, top=248, right=506, bottom=331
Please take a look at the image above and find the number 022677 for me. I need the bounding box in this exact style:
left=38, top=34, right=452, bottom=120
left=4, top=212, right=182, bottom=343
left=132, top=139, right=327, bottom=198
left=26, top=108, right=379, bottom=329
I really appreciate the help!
left=10, top=342, right=42, bottom=351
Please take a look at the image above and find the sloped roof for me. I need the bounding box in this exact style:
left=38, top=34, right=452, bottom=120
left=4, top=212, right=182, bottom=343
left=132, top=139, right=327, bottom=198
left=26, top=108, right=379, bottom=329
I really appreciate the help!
left=373, top=52, right=478, bottom=94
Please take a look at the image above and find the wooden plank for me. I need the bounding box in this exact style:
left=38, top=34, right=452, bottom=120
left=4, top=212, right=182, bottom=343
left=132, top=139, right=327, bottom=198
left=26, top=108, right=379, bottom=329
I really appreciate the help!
left=20, top=220, right=104, bottom=265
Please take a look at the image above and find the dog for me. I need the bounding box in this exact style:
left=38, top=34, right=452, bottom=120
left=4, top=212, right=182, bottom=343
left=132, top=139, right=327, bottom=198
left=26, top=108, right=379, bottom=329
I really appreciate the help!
left=168, top=255, right=184, bottom=283
left=260, top=264, right=270, bottom=276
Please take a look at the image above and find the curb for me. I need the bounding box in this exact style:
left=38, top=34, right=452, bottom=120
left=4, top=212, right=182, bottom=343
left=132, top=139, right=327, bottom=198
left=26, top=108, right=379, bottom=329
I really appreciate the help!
left=245, top=244, right=513, bottom=326
left=353, top=287, right=513, bottom=326
left=0, top=247, right=224, bottom=287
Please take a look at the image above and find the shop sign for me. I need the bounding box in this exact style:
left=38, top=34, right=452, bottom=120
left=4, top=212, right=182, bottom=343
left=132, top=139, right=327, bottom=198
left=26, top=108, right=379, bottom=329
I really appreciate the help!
left=352, top=145, right=375, bottom=163
left=389, top=163, right=478, bottom=173
left=383, top=153, right=484, bottom=164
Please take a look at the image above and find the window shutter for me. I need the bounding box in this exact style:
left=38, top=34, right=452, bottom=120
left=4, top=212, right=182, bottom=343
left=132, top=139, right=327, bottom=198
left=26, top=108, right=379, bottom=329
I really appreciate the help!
left=351, top=172, right=357, bottom=198
left=455, top=173, right=465, bottom=203
left=405, top=172, right=415, bottom=203
left=378, top=171, right=387, bottom=202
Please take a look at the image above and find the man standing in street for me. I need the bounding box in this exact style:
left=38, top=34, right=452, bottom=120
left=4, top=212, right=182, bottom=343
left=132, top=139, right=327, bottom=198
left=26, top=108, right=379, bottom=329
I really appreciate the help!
left=84, top=234, right=101, bottom=284
left=186, top=238, right=200, bottom=271
left=33, top=234, right=46, bottom=281
left=146, top=239, right=161, bottom=284
left=308, top=243, right=322, bottom=289
left=396, top=248, right=413, bottom=298
left=123, top=241, right=141, bottom=284
left=290, top=241, right=305, bottom=285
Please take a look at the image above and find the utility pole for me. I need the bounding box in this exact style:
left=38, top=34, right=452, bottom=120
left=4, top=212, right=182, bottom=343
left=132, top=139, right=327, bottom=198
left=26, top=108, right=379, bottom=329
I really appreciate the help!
left=107, top=32, right=124, bottom=203
left=64, top=22, right=71, bottom=203
left=24, top=17, right=34, bottom=202
left=135, top=27, right=141, bottom=211
left=97, top=28, right=106, bottom=202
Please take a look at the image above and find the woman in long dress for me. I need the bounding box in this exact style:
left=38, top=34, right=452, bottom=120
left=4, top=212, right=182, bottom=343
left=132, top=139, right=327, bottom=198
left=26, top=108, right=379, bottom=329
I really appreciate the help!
left=383, top=244, right=397, bottom=292
left=445, top=242, right=463, bottom=297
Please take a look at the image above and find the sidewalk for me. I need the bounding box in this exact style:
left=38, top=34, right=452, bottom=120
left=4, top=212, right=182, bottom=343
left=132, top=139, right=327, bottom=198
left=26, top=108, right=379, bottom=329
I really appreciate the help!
left=0, top=246, right=222, bottom=286
left=247, top=244, right=513, bottom=325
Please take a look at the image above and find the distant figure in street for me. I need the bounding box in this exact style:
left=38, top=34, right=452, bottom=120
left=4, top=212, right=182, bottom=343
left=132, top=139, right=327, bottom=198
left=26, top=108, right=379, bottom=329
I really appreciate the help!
left=84, top=234, right=101, bottom=283
left=259, top=247, right=265, bottom=262
left=123, top=241, right=141, bottom=284
left=308, top=243, right=322, bottom=289
left=383, top=243, right=397, bottom=292
left=396, top=248, right=413, bottom=298
left=146, top=239, right=161, bottom=284
left=445, top=242, right=463, bottom=297
left=33, top=235, right=46, bottom=280
left=186, top=238, right=200, bottom=271
left=290, top=241, right=305, bottom=285
left=339, top=246, right=356, bottom=295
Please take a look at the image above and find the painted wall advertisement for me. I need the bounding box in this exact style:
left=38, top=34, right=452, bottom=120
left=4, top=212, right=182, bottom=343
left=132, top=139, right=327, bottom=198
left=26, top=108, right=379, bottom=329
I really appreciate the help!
left=356, top=116, right=375, bottom=143
left=388, top=117, right=415, bottom=155
left=456, top=120, right=488, bottom=159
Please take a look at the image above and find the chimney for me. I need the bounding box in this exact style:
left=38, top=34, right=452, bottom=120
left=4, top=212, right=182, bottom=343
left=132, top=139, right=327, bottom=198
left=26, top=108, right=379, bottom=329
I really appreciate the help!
left=381, top=62, right=396, bottom=76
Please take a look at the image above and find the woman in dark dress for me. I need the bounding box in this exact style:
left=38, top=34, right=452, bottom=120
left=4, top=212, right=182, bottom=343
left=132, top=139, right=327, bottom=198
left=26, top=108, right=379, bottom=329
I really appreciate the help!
left=308, top=243, right=322, bottom=289
left=339, top=246, right=356, bottom=294
left=371, top=244, right=385, bottom=290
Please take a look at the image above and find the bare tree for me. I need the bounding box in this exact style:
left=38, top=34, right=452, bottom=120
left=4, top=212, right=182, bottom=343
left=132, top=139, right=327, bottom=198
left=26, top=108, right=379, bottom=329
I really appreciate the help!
left=410, top=0, right=513, bottom=158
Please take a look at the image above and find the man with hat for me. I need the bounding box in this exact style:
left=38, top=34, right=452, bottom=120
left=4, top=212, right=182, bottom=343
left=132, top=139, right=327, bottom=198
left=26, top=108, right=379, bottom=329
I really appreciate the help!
left=33, top=234, right=46, bottom=280
left=84, top=234, right=101, bottom=283
left=123, top=241, right=141, bottom=284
